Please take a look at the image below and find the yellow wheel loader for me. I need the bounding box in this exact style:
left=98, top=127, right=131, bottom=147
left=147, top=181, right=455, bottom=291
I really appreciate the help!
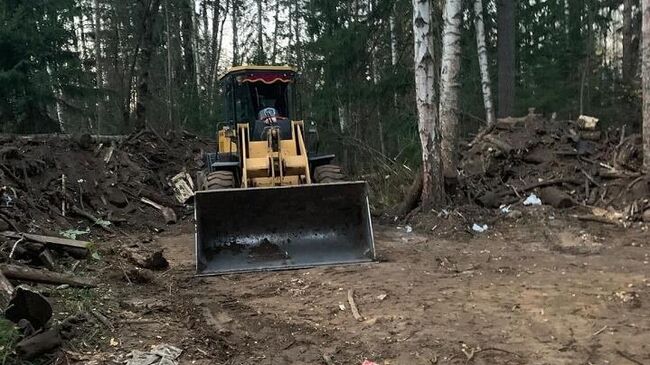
left=194, top=66, right=375, bottom=275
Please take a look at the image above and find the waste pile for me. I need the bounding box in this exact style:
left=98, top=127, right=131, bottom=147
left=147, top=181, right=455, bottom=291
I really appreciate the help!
left=0, top=128, right=208, bottom=362
left=0, top=129, right=208, bottom=235
left=460, top=111, right=649, bottom=223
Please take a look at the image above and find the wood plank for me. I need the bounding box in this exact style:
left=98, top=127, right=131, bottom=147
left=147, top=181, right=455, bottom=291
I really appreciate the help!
left=2, top=231, right=90, bottom=249
left=0, top=264, right=95, bottom=288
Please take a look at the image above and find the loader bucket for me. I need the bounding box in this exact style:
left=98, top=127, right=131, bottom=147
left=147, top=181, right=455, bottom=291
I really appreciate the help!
left=194, top=182, right=375, bottom=275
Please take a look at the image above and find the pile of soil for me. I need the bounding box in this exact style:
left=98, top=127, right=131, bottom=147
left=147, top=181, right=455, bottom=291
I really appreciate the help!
left=0, top=129, right=209, bottom=237
left=458, top=112, right=649, bottom=222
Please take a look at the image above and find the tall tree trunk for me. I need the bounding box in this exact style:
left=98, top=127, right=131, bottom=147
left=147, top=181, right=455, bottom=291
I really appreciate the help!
left=93, top=0, right=104, bottom=134
left=623, top=0, right=634, bottom=84
left=474, top=0, right=496, bottom=127
left=288, top=0, right=294, bottom=63
left=439, top=0, right=463, bottom=175
left=294, top=1, right=303, bottom=69
left=271, top=0, right=280, bottom=63
left=181, top=0, right=196, bottom=90
left=389, top=2, right=398, bottom=107
left=497, top=0, right=515, bottom=118
left=412, top=0, right=444, bottom=207
left=135, top=0, right=162, bottom=130
left=255, top=0, right=265, bottom=63
left=209, top=0, right=228, bottom=104
left=641, top=0, right=650, bottom=173
left=232, top=0, right=239, bottom=65
left=165, top=0, right=174, bottom=127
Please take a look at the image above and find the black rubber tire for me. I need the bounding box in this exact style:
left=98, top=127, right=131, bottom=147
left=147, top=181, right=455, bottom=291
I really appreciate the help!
left=313, top=164, right=344, bottom=183
left=202, top=171, right=235, bottom=191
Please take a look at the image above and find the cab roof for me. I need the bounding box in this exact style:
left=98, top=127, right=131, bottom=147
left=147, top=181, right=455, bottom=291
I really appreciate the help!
left=219, top=65, right=297, bottom=81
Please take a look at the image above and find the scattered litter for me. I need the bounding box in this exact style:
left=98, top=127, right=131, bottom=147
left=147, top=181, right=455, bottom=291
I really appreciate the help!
left=59, top=228, right=90, bottom=240
left=362, top=361, right=379, bottom=365
left=577, top=115, right=599, bottom=130
left=338, top=304, right=346, bottom=311
left=405, top=225, right=413, bottom=233
left=472, top=224, right=488, bottom=233
left=500, top=204, right=511, bottom=214
left=376, top=294, right=387, bottom=301
left=523, top=194, right=542, bottom=206
left=126, top=344, right=182, bottom=365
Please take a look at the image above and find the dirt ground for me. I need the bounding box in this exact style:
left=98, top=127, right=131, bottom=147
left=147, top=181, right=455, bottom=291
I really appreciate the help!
left=70, top=213, right=650, bottom=365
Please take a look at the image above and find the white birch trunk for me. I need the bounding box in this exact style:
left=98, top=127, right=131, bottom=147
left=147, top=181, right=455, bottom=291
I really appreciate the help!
left=93, top=0, right=103, bottom=134
left=412, top=0, right=444, bottom=206
left=439, top=0, right=463, bottom=175
left=474, top=0, right=496, bottom=126
left=643, top=0, right=650, bottom=171
left=389, top=2, right=398, bottom=107
left=390, top=7, right=398, bottom=67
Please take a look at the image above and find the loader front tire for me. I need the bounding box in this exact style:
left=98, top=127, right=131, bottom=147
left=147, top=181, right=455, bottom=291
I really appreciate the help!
left=313, top=164, right=344, bottom=183
left=202, top=171, right=235, bottom=191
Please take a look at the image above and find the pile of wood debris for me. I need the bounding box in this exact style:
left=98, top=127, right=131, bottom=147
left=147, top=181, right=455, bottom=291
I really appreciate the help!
left=460, top=110, right=649, bottom=223
left=0, top=128, right=208, bottom=361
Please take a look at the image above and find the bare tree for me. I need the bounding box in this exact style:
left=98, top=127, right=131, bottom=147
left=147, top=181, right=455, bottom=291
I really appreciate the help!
left=497, top=0, right=515, bottom=118
left=474, top=0, right=495, bottom=126
left=389, top=1, right=398, bottom=107
left=256, top=0, right=264, bottom=62
left=412, top=0, right=444, bottom=206
left=93, top=0, right=104, bottom=133
left=232, top=0, right=239, bottom=66
left=135, top=0, right=162, bottom=130
left=440, top=0, right=463, bottom=175
left=641, top=0, right=650, bottom=173
left=623, top=0, right=634, bottom=84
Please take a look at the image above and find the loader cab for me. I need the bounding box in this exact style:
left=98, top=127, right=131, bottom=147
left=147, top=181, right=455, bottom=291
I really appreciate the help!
left=220, top=65, right=298, bottom=131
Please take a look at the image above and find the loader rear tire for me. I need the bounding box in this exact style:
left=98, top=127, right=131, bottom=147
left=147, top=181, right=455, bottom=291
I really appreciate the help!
left=202, top=171, right=235, bottom=191
left=314, top=164, right=344, bottom=183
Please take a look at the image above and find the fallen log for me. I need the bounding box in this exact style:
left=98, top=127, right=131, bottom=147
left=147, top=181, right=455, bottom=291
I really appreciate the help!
left=0, top=133, right=126, bottom=143
left=0, top=264, right=95, bottom=288
left=2, top=231, right=89, bottom=258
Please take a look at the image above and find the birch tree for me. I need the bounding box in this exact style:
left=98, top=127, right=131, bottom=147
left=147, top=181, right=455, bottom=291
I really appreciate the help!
left=93, top=0, right=103, bottom=133
left=439, top=0, right=463, bottom=175
left=641, top=0, right=650, bottom=172
left=412, top=0, right=444, bottom=206
left=474, top=0, right=495, bottom=126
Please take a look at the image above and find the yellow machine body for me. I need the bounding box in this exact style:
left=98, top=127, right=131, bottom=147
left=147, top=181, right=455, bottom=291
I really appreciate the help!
left=195, top=65, right=375, bottom=275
